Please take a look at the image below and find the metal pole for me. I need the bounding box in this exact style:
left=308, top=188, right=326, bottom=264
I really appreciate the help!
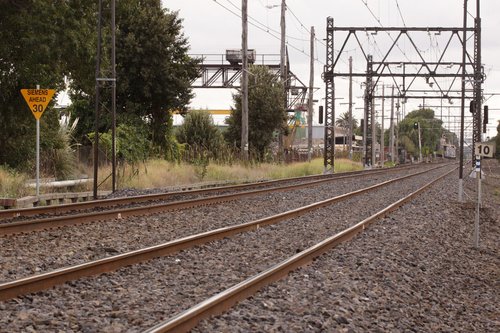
left=474, top=155, right=480, bottom=248
left=307, top=26, right=315, bottom=162
left=241, top=0, right=249, bottom=160
left=458, top=0, right=468, bottom=202
left=371, top=87, right=376, bottom=167
left=396, top=100, right=400, bottom=163
left=381, top=85, right=385, bottom=166
left=418, top=122, right=422, bottom=162
left=93, top=0, right=103, bottom=200
left=390, top=85, right=395, bottom=163
left=279, top=0, right=286, bottom=161
left=348, top=56, right=353, bottom=159
left=111, top=0, right=117, bottom=192
left=36, top=83, right=40, bottom=197
left=474, top=0, right=482, bottom=248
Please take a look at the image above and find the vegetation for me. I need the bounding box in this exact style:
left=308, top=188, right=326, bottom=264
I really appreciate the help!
left=336, top=111, right=359, bottom=136
left=396, top=108, right=456, bottom=158
left=0, top=0, right=82, bottom=170
left=225, top=65, right=287, bottom=159
left=0, top=158, right=363, bottom=197
left=175, top=110, right=225, bottom=160
left=0, top=0, right=198, bottom=178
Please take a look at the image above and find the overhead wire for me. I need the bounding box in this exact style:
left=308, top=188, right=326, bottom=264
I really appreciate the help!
left=359, top=0, right=412, bottom=62
left=212, top=0, right=326, bottom=65
left=223, top=0, right=309, bottom=42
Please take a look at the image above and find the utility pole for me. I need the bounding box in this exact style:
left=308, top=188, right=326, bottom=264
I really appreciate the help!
left=348, top=56, right=353, bottom=159
left=279, top=0, right=286, bottom=161
left=380, top=85, right=385, bottom=166
left=241, top=0, right=249, bottom=160
left=371, top=87, right=376, bottom=167
left=111, top=0, right=116, bottom=193
left=459, top=0, right=467, bottom=202
left=94, top=0, right=117, bottom=199
left=418, top=122, right=422, bottom=162
left=307, top=26, right=315, bottom=162
left=93, top=0, right=102, bottom=200
left=390, top=85, right=395, bottom=163
left=474, top=0, right=482, bottom=248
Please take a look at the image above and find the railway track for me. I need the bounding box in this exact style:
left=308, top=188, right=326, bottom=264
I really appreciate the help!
left=0, top=163, right=455, bottom=304
left=146, top=166, right=457, bottom=333
left=0, top=163, right=425, bottom=223
left=0, top=164, right=451, bottom=284
left=0, top=163, right=444, bottom=235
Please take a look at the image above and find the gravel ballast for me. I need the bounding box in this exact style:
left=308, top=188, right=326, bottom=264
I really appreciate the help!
left=1, top=163, right=497, bottom=332
left=195, top=162, right=499, bottom=332
left=0, top=165, right=441, bottom=281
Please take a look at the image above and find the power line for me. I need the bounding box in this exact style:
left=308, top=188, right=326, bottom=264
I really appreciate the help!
left=212, top=0, right=326, bottom=65
left=394, top=0, right=407, bottom=27
left=359, top=0, right=411, bottom=62
left=223, top=0, right=309, bottom=42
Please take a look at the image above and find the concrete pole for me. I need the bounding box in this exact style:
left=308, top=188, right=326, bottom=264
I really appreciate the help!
left=241, top=0, right=249, bottom=160
left=307, top=26, right=315, bottom=162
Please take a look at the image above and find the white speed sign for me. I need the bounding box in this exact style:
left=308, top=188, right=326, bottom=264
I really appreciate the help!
left=475, top=143, right=495, bottom=158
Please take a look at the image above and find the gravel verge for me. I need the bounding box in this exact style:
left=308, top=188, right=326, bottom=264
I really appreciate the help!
left=0, top=165, right=442, bottom=281
left=194, top=161, right=499, bottom=332
left=0, top=165, right=455, bottom=331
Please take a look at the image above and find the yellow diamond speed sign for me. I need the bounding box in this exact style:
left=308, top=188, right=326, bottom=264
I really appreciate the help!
left=20, top=89, right=56, bottom=120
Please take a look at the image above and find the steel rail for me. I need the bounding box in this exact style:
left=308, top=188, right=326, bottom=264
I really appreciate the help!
left=0, top=164, right=453, bottom=301
left=0, top=163, right=420, bottom=220
left=0, top=164, right=444, bottom=236
left=145, top=166, right=458, bottom=333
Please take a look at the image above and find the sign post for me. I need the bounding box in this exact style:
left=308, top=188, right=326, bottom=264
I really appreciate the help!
left=472, top=142, right=494, bottom=248
left=474, top=155, right=481, bottom=248
left=20, top=87, right=56, bottom=197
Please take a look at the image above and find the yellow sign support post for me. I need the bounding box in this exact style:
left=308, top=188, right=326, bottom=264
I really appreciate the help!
left=20, top=87, right=56, bottom=197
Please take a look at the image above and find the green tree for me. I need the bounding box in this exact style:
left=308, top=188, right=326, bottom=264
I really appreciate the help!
left=398, top=108, right=443, bottom=158
left=336, top=111, right=358, bottom=139
left=115, top=0, right=199, bottom=152
left=0, top=0, right=89, bottom=171
left=225, top=65, right=287, bottom=159
left=176, top=110, right=224, bottom=158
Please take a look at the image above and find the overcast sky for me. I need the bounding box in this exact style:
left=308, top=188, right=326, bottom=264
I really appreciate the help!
left=162, top=0, right=499, bottom=139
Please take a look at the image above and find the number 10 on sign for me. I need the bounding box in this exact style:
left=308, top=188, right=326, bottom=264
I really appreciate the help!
left=475, top=143, right=494, bottom=158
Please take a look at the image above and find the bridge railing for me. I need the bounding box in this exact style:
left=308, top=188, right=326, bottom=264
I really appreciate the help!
left=190, top=53, right=281, bottom=66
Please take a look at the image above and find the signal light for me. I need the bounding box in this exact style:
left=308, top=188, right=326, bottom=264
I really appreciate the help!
left=318, top=105, right=323, bottom=124
left=413, top=122, right=418, bottom=130
left=483, top=105, right=488, bottom=133
left=470, top=100, right=476, bottom=113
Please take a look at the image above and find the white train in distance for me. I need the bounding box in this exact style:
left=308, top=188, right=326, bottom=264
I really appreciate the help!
left=443, top=144, right=457, bottom=159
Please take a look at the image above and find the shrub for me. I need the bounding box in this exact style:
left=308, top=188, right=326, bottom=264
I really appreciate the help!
left=175, top=110, right=225, bottom=160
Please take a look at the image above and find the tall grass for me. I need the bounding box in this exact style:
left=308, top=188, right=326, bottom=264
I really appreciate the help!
left=111, top=157, right=363, bottom=190
left=1, top=158, right=364, bottom=197
left=0, top=166, right=29, bottom=197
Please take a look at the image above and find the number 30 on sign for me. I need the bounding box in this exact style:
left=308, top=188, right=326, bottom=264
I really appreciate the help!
left=20, top=89, right=56, bottom=120
left=475, top=143, right=495, bottom=158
